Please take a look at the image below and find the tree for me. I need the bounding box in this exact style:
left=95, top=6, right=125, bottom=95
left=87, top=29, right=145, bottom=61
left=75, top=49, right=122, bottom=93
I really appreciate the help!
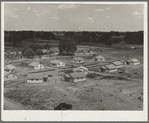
left=36, top=49, right=42, bottom=56
left=58, top=38, right=77, bottom=55
left=5, top=32, right=22, bottom=46
left=24, top=48, right=35, bottom=58
left=105, top=39, right=113, bottom=46
left=43, top=43, right=51, bottom=50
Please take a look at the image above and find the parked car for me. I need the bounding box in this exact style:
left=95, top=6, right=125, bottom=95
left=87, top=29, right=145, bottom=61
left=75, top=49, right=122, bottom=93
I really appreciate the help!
left=54, top=103, right=72, bottom=110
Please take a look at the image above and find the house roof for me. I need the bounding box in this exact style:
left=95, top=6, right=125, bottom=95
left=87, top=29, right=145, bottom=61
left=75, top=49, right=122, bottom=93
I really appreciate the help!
left=130, top=58, right=139, bottom=63
left=69, top=72, right=86, bottom=79
left=27, top=73, right=43, bottom=79
left=50, top=60, right=62, bottom=64
left=4, top=71, right=17, bottom=77
left=44, top=73, right=50, bottom=78
left=5, top=64, right=16, bottom=70
left=112, top=61, right=123, bottom=66
left=29, top=62, right=40, bottom=67
left=65, top=74, right=71, bottom=78
left=73, top=57, right=84, bottom=61
left=96, top=55, right=104, bottom=59
left=105, top=64, right=117, bottom=70
left=4, top=71, right=10, bottom=76
left=73, top=66, right=88, bottom=71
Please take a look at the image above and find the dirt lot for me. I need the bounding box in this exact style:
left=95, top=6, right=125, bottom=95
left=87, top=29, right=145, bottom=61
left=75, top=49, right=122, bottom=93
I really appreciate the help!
left=4, top=44, right=143, bottom=110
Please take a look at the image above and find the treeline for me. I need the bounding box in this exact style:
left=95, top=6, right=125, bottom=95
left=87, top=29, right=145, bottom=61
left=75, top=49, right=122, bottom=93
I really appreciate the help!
left=5, top=31, right=56, bottom=46
left=63, top=31, right=143, bottom=45
left=124, top=31, right=143, bottom=44
left=4, top=30, right=143, bottom=46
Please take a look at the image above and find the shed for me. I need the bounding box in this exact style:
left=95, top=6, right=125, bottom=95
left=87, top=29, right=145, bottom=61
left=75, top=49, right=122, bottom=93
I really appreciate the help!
left=27, top=73, right=43, bottom=83
left=63, top=74, right=71, bottom=82
left=29, top=62, right=44, bottom=70
left=99, top=66, right=107, bottom=72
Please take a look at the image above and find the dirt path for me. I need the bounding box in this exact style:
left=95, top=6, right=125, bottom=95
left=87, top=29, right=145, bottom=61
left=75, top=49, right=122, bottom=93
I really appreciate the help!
left=4, top=97, right=25, bottom=110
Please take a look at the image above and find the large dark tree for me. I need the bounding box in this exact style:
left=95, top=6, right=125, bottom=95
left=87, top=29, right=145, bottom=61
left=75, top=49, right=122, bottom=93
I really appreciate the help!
left=59, top=38, right=77, bottom=55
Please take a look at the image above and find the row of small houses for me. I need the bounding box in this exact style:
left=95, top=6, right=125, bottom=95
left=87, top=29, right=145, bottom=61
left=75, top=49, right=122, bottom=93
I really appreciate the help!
left=4, top=58, right=140, bottom=82
left=99, top=58, right=140, bottom=73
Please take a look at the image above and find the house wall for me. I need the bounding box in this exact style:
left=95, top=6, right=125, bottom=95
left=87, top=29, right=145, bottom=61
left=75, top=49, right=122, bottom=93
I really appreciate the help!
left=133, top=62, right=140, bottom=65
left=73, top=77, right=87, bottom=83
left=108, top=69, right=117, bottom=73
left=57, top=62, right=65, bottom=67
left=74, top=70, right=88, bottom=75
left=115, top=65, right=124, bottom=68
left=27, top=79, right=43, bottom=83
left=34, top=64, right=44, bottom=70
left=4, top=74, right=17, bottom=81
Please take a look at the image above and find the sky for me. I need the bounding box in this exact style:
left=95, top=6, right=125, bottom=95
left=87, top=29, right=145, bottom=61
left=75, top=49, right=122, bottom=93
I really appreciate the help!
left=4, top=3, right=144, bottom=31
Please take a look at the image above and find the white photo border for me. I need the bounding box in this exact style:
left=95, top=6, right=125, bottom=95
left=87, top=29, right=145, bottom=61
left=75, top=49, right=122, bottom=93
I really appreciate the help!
left=1, top=1, right=148, bottom=121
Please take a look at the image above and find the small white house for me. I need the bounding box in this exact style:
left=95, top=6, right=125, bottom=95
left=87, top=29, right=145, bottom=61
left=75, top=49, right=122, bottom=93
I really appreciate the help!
left=29, top=62, right=44, bottom=70
left=69, top=72, right=87, bottom=83
left=105, top=64, right=117, bottom=73
left=72, top=57, right=84, bottom=63
left=4, top=71, right=18, bottom=81
left=126, top=58, right=140, bottom=65
left=94, top=55, right=105, bottom=62
left=4, top=64, right=16, bottom=73
left=112, top=61, right=124, bottom=68
left=73, top=66, right=88, bottom=75
left=41, top=49, right=50, bottom=55
left=27, top=73, right=44, bottom=83
left=50, top=60, right=65, bottom=67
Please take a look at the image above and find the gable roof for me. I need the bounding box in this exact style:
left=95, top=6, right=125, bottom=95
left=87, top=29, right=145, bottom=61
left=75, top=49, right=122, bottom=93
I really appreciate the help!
left=105, top=64, right=117, bottom=70
left=73, top=66, right=88, bottom=71
left=27, top=73, right=43, bottom=79
left=29, top=62, right=40, bottom=67
left=4, top=71, right=10, bottom=76
left=5, top=64, right=16, bottom=70
left=112, top=61, right=123, bottom=66
left=4, top=71, right=17, bottom=77
left=130, top=58, right=139, bottom=63
left=50, top=60, right=62, bottom=64
left=64, top=74, right=71, bottom=78
left=73, top=57, right=84, bottom=61
left=69, top=72, right=86, bottom=79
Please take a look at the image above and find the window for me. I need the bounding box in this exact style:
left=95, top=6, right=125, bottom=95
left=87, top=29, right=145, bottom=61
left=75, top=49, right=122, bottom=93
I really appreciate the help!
left=13, top=76, right=15, bottom=77
left=36, top=79, right=38, bottom=81
left=31, top=79, right=33, bottom=81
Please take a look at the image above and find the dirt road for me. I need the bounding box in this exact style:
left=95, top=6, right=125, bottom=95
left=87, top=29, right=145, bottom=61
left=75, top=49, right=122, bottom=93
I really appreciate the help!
left=4, top=98, right=25, bottom=110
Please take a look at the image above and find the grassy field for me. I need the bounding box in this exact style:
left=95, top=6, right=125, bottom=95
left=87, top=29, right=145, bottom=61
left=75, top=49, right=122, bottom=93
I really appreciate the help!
left=4, top=42, right=143, bottom=110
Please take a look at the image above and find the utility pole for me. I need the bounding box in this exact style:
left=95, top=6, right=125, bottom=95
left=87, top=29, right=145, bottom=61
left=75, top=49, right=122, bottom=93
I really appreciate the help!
left=73, top=26, right=81, bottom=66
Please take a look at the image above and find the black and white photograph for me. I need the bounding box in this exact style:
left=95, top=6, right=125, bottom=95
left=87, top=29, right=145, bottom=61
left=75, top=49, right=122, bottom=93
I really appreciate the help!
left=1, top=1, right=148, bottom=121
